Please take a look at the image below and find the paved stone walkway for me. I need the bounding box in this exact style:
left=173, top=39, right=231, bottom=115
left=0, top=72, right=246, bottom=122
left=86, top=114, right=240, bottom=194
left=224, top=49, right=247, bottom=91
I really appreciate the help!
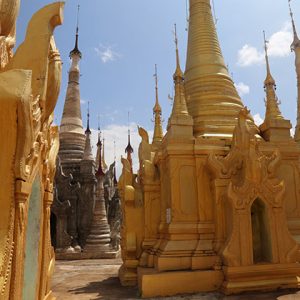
left=51, top=259, right=300, bottom=300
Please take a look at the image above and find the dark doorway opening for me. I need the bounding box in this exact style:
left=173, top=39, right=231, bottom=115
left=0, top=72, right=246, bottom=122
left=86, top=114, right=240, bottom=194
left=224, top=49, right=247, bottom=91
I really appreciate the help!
left=50, top=212, right=57, bottom=248
left=251, top=198, right=272, bottom=264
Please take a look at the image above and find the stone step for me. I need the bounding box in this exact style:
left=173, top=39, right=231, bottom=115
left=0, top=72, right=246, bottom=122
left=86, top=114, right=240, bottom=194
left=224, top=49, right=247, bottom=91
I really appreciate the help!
left=87, top=234, right=110, bottom=239
left=85, top=239, right=111, bottom=248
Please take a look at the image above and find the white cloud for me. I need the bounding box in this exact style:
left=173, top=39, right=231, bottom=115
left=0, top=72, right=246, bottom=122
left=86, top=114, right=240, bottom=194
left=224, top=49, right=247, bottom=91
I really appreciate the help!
left=268, top=22, right=292, bottom=57
left=253, top=113, right=264, bottom=126
left=94, top=44, right=121, bottom=63
left=237, top=45, right=264, bottom=67
left=237, top=22, right=293, bottom=67
left=90, top=123, right=153, bottom=177
left=235, top=82, right=250, bottom=96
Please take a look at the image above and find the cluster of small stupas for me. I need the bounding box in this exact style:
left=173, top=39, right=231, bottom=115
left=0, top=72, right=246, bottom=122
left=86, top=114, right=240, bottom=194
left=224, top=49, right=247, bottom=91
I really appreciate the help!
left=118, top=0, right=300, bottom=297
left=51, top=12, right=121, bottom=259
left=2, top=0, right=300, bottom=299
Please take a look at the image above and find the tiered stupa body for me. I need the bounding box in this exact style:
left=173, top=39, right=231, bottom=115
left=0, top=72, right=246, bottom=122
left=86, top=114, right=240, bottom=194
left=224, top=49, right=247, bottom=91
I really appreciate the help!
left=59, top=28, right=85, bottom=169
left=185, top=0, right=256, bottom=137
left=119, top=0, right=300, bottom=297
left=54, top=26, right=86, bottom=251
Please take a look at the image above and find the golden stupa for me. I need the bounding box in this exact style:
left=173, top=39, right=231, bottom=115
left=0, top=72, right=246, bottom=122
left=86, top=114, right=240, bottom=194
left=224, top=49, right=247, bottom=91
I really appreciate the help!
left=119, top=0, right=300, bottom=297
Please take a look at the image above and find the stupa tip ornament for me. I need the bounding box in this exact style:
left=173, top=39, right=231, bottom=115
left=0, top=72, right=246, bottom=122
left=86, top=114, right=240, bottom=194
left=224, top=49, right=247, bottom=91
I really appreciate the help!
left=173, top=24, right=184, bottom=80
left=153, top=64, right=162, bottom=114
left=96, top=135, right=105, bottom=177
left=125, top=129, right=134, bottom=154
left=263, top=31, right=276, bottom=87
left=69, top=5, right=82, bottom=59
left=85, top=101, right=91, bottom=134
left=82, top=102, right=94, bottom=161
left=260, top=31, right=291, bottom=141
left=152, top=64, right=164, bottom=145
left=167, top=23, right=191, bottom=127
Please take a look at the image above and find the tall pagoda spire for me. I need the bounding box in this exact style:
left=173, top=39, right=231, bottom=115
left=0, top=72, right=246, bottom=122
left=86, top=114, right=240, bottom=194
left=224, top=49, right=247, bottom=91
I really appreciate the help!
left=152, top=64, right=164, bottom=145
left=169, top=24, right=189, bottom=119
left=125, top=114, right=134, bottom=171
left=59, top=5, right=85, bottom=164
left=184, top=0, right=256, bottom=137
left=262, top=31, right=283, bottom=121
left=289, top=0, right=300, bottom=141
left=82, top=102, right=94, bottom=161
left=260, top=31, right=291, bottom=142
left=167, top=24, right=194, bottom=139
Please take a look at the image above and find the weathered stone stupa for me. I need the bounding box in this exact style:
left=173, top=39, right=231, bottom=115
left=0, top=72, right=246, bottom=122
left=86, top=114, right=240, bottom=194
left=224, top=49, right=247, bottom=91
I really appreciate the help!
left=52, top=14, right=121, bottom=258
left=84, top=136, right=118, bottom=258
left=119, top=0, right=300, bottom=297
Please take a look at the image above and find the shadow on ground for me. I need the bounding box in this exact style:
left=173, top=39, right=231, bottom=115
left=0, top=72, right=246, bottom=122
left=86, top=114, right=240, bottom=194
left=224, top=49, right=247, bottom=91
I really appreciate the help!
left=69, top=278, right=300, bottom=300
left=68, top=277, right=139, bottom=300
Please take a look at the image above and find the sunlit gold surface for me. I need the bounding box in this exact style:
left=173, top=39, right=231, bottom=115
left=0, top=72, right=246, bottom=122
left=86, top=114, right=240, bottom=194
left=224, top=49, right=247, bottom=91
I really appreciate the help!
left=0, top=2, right=63, bottom=299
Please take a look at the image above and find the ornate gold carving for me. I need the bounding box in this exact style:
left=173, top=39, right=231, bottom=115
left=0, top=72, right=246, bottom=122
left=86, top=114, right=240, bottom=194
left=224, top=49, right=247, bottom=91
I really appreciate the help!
left=0, top=2, right=64, bottom=299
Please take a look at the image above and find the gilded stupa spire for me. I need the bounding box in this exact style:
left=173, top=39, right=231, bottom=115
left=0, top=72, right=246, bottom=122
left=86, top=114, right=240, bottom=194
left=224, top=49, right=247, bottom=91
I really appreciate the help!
left=262, top=31, right=283, bottom=121
left=185, top=0, right=256, bottom=137
left=152, top=64, right=164, bottom=145
left=289, top=0, right=300, bottom=141
left=166, top=24, right=193, bottom=139
left=83, top=102, right=93, bottom=161
left=169, top=24, right=189, bottom=119
left=260, top=31, right=291, bottom=141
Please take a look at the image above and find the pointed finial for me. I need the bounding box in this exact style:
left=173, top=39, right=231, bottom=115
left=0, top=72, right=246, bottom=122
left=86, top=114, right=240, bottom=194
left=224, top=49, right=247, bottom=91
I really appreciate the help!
left=125, top=112, right=133, bottom=154
left=185, top=0, right=189, bottom=31
left=289, top=0, right=300, bottom=51
left=85, top=101, right=91, bottom=134
left=154, top=64, right=158, bottom=92
left=262, top=32, right=283, bottom=122
left=173, top=24, right=184, bottom=80
left=97, top=114, right=102, bottom=145
left=263, top=31, right=276, bottom=87
left=153, top=64, right=162, bottom=114
left=113, top=140, right=118, bottom=185
left=70, top=5, right=82, bottom=59
left=76, top=4, right=80, bottom=33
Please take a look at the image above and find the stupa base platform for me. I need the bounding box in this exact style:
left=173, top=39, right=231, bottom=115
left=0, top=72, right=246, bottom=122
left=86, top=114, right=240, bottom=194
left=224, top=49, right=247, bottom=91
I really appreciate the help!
left=55, top=249, right=120, bottom=260
left=222, top=263, right=300, bottom=295
left=137, top=267, right=223, bottom=298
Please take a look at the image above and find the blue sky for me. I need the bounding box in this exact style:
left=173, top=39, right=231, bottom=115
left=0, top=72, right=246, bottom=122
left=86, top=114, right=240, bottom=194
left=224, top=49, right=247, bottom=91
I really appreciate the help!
left=17, top=0, right=300, bottom=171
